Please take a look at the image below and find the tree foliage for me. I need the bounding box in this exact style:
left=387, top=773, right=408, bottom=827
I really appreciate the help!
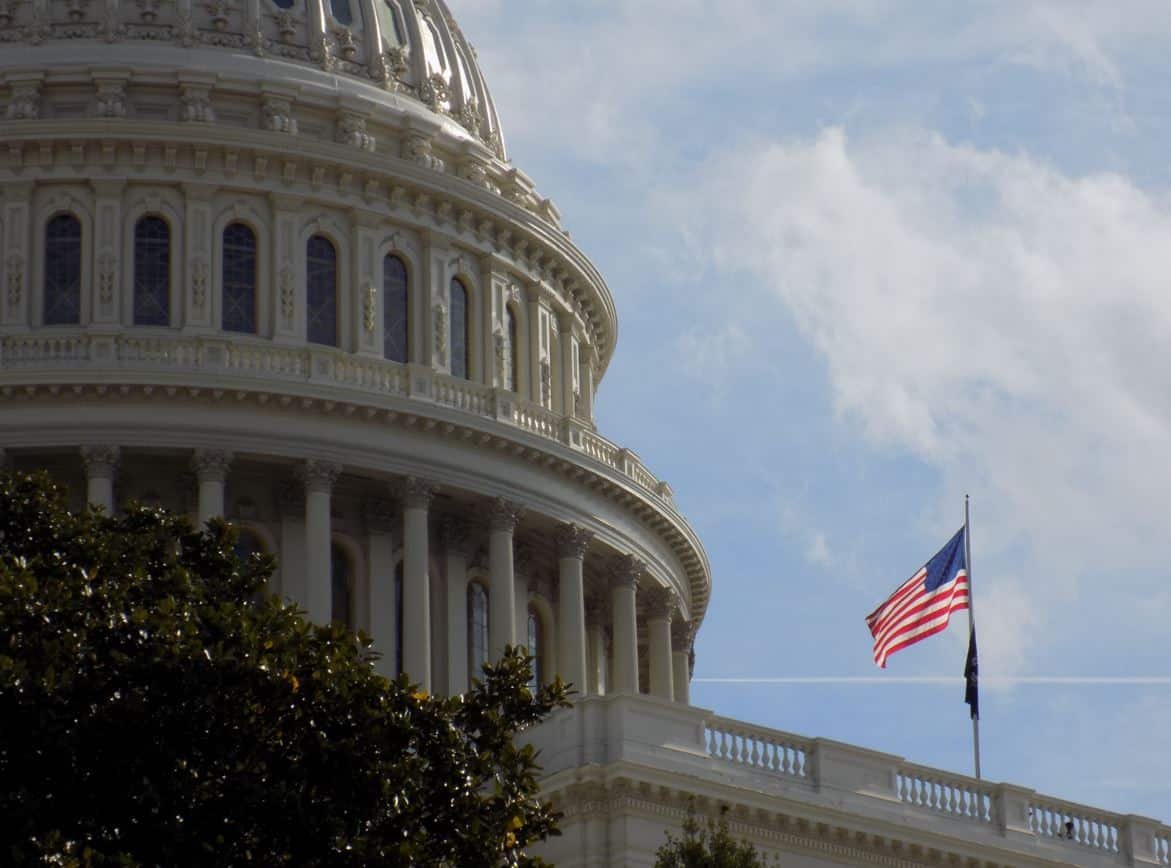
left=654, top=804, right=773, bottom=868
left=0, top=471, right=569, bottom=867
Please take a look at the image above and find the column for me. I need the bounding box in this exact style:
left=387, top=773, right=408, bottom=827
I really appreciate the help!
left=276, top=480, right=306, bottom=602
left=488, top=497, right=522, bottom=661
left=585, top=596, right=608, bottom=696
left=191, top=449, right=232, bottom=526
left=609, top=555, right=642, bottom=694
left=555, top=522, right=593, bottom=697
left=80, top=445, right=120, bottom=512
left=401, top=476, right=436, bottom=692
left=442, top=518, right=471, bottom=694
left=364, top=499, right=397, bottom=680
left=672, top=621, right=692, bottom=705
left=298, top=459, right=340, bottom=626
left=645, top=587, right=676, bottom=701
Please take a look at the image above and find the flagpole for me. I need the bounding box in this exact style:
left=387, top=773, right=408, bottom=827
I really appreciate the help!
left=965, top=494, right=981, bottom=780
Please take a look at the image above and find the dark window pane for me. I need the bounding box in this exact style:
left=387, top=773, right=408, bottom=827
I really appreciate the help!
left=271, top=0, right=294, bottom=8
left=222, top=223, right=257, bottom=334
left=44, top=214, right=82, bottom=325
left=134, top=216, right=170, bottom=326
left=330, top=0, right=352, bottom=24
left=331, top=543, right=352, bottom=628
left=307, top=235, right=338, bottom=346
left=450, top=277, right=468, bottom=379
left=505, top=305, right=519, bottom=392
left=467, top=581, right=488, bottom=684
left=383, top=255, right=409, bottom=362
left=527, top=609, right=540, bottom=691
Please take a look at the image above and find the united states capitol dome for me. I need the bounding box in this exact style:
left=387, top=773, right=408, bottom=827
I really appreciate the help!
left=1, top=0, right=506, bottom=154
left=0, top=0, right=709, bottom=706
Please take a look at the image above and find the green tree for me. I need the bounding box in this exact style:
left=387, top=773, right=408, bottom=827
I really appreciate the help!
left=0, top=471, right=569, bottom=867
left=654, top=804, right=773, bottom=868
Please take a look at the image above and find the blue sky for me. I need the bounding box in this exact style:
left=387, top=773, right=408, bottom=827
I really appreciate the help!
left=457, top=1, right=1171, bottom=820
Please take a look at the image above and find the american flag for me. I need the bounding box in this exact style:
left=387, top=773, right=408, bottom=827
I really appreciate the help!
left=866, top=527, right=969, bottom=668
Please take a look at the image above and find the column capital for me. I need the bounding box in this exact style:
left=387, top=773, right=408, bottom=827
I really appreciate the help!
left=643, top=585, right=677, bottom=621
left=191, top=449, right=233, bottom=483
left=80, top=444, right=120, bottom=479
left=399, top=475, right=437, bottom=509
left=671, top=619, right=693, bottom=651
left=609, top=554, right=645, bottom=590
left=276, top=479, right=305, bottom=516
left=363, top=498, right=397, bottom=534
left=439, top=516, right=473, bottom=555
left=555, top=522, right=595, bottom=559
left=297, top=459, right=341, bottom=494
left=488, top=496, right=524, bottom=533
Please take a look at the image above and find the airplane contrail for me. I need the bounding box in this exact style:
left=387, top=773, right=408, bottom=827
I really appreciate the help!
left=691, top=676, right=1171, bottom=685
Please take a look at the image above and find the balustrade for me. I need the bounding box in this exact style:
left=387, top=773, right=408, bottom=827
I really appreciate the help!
left=705, top=716, right=809, bottom=779
left=896, top=762, right=993, bottom=823
left=0, top=329, right=682, bottom=502
left=1029, top=798, right=1119, bottom=853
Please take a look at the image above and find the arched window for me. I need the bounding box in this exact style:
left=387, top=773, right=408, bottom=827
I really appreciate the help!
left=383, top=254, right=409, bottom=363
left=331, top=543, right=353, bottom=628
left=222, top=223, right=257, bottom=334
left=133, top=216, right=170, bottom=326
left=467, top=581, right=489, bottom=682
left=503, top=305, right=519, bottom=392
left=394, top=561, right=404, bottom=676
left=449, top=277, right=469, bottom=379
left=527, top=607, right=542, bottom=692
left=44, top=214, right=82, bottom=325
left=307, top=235, right=338, bottom=346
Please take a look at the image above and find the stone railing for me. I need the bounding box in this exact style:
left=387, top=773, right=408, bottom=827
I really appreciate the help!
left=701, top=715, right=1169, bottom=866
left=705, top=716, right=810, bottom=781
left=0, top=331, right=674, bottom=504
left=528, top=695, right=1171, bottom=867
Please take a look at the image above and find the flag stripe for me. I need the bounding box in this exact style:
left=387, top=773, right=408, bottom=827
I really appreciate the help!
left=866, top=527, right=969, bottom=668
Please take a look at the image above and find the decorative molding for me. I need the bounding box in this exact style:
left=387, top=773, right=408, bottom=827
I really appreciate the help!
left=487, top=496, right=523, bottom=533
left=399, top=475, right=436, bottom=510
left=642, top=585, right=677, bottom=621
left=609, top=554, right=644, bottom=590
left=5, top=252, right=23, bottom=309
left=261, top=95, right=297, bottom=134
left=296, top=458, right=340, bottom=493
left=190, top=448, right=233, bottom=482
left=80, top=443, right=120, bottom=479
left=555, top=522, right=593, bottom=560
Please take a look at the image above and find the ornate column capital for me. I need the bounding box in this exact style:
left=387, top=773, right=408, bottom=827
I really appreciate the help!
left=488, top=496, right=523, bottom=533
left=398, top=475, right=437, bottom=510
left=191, top=449, right=233, bottom=483
left=297, top=459, right=341, bottom=495
left=671, top=619, right=693, bottom=651
left=276, top=479, right=305, bottom=517
left=439, top=516, right=473, bottom=555
left=609, top=554, right=645, bottom=590
left=555, top=522, right=595, bottom=560
left=80, top=445, right=120, bottom=479
left=363, top=498, right=397, bottom=534
left=643, top=586, right=678, bottom=621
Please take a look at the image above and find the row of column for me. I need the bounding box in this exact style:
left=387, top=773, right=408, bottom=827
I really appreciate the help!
left=75, top=445, right=692, bottom=704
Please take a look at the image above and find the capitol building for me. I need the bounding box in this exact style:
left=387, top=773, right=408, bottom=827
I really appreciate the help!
left=0, top=0, right=1166, bottom=865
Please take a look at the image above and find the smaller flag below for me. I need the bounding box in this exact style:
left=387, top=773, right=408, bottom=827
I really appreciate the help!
left=866, top=527, right=969, bottom=668
left=964, top=629, right=979, bottom=720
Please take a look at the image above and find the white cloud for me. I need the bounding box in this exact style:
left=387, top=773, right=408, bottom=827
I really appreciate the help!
left=675, top=324, right=751, bottom=390
left=457, top=0, right=1171, bottom=167
left=673, top=126, right=1171, bottom=669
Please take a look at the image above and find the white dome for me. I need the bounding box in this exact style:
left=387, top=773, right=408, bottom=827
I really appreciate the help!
left=0, top=0, right=506, bottom=158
